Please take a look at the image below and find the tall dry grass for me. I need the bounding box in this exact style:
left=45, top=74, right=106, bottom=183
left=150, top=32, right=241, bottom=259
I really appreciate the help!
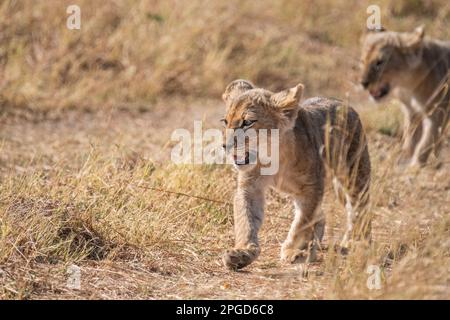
left=1, top=0, right=449, bottom=112
left=1, top=102, right=448, bottom=299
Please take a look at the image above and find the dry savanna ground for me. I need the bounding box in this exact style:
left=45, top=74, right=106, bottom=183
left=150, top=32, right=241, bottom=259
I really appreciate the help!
left=0, top=0, right=449, bottom=299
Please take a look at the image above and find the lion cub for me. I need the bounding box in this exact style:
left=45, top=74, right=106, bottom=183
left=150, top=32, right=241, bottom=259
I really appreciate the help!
left=360, top=26, right=450, bottom=166
left=221, top=80, right=371, bottom=270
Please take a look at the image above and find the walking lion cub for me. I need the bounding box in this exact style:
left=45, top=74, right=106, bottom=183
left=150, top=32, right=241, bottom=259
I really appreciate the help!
left=221, top=80, right=371, bottom=270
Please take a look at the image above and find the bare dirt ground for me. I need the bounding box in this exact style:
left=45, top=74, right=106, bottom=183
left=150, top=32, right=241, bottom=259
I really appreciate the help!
left=1, top=98, right=449, bottom=299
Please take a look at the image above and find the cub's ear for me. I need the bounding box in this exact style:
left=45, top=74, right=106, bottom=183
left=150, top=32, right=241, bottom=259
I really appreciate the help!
left=271, top=84, right=304, bottom=120
left=402, top=25, right=425, bottom=48
left=361, top=26, right=386, bottom=44
left=222, top=79, right=255, bottom=104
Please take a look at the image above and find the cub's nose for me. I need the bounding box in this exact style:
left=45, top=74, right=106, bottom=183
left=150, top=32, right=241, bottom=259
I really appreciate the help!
left=361, top=80, right=370, bottom=89
left=222, top=144, right=227, bottom=149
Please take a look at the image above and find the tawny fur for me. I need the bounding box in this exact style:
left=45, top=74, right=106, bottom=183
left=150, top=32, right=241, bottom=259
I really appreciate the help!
left=360, top=26, right=450, bottom=166
left=221, top=80, right=371, bottom=270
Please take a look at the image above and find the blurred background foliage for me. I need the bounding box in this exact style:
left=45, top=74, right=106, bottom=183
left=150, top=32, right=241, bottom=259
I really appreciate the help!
left=0, top=0, right=448, bottom=112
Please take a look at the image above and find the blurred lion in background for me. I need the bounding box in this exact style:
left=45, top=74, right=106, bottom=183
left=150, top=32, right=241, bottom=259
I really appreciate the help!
left=360, top=26, right=450, bottom=167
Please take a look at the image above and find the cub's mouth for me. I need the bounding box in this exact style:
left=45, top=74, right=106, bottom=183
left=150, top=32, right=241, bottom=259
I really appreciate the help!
left=233, top=152, right=250, bottom=166
left=369, top=83, right=390, bottom=101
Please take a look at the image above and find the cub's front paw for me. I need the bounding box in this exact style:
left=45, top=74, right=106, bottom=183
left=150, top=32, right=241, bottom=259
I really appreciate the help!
left=222, top=246, right=259, bottom=271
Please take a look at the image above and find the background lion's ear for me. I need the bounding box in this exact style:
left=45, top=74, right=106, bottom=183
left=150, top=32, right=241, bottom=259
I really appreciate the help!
left=402, top=25, right=425, bottom=48
left=222, top=79, right=255, bottom=104
left=399, top=25, right=425, bottom=67
left=271, top=84, right=304, bottom=120
left=413, top=25, right=425, bottom=41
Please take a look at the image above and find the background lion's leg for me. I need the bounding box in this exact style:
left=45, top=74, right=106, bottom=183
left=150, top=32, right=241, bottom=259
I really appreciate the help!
left=431, top=106, right=449, bottom=159
left=223, top=182, right=264, bottom=270
left=281, top=192, right=323, bottom=264
left=411, top=116, right=434, bottom=166
left=400, top=109, right=423, bottom=164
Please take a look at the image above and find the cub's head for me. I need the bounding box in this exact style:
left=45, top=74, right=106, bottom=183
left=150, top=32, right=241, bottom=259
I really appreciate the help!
left=360, top=26, right=425, bottom=101
left=221, top=80, right=303, bottom=171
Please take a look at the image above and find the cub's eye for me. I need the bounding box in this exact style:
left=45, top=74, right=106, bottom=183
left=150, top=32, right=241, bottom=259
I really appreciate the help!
left=220, top=118, right=228, bottom=127
left=242, top=119, right=256, bottom=127
left=375, top=59, right=384, bottom=68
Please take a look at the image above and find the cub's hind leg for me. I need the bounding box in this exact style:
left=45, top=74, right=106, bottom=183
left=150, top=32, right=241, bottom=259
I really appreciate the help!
left=281, top=190, right=324, bottom=264
left=340, top=145, right=372, bottom=251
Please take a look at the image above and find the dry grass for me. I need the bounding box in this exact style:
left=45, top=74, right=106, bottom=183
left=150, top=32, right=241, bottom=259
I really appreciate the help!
left=1, top=0, right=449, bottom=113
left=1, top=102, right=449, bottom=299
left=0, top=0, right=449, bottom=299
